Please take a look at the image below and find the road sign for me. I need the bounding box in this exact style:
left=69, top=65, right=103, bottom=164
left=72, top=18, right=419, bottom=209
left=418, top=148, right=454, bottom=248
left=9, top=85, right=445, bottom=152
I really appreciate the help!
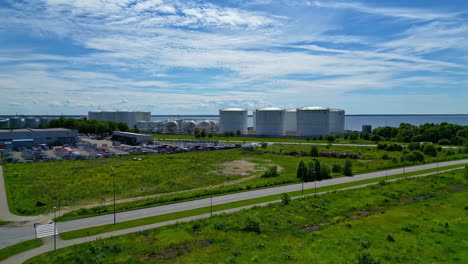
left=35, top=222, right=59, bottom=238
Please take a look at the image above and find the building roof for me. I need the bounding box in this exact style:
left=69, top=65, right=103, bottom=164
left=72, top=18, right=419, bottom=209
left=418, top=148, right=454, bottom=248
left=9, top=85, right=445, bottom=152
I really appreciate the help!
left=256, top=107, right=284, bottom=111
left=299, top=106, right=328, bottom=111
left=0, top=128, right=75, bottom=133
left=220, top=108, right=247, bottom=111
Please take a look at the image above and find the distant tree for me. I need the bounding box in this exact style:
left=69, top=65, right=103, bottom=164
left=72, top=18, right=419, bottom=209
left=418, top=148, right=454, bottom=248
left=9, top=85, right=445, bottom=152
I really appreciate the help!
left=305, top=160, right=315, bottom=182
left=194, top=128, right=201, bottom=138
left=319, top=135, right=323, bottom=140
left=208, top=133, right=213, bottom=138
left=200, top=130, right=207, bottom=138
left=306, top=137, right=310, bottom=141
left=326, top=135, right=336, bottom=143
left=320, top=164, right=331, bottom=179
left=464, top=164, right=468, bottom=180
left=229, top=131, right=235, bottom=137
left=361, top=133, right=370, bottom=140
left=296, top=160, right=307, bottom=181
left=343, top=159, right=353, bottom=176
left=332, top=163, right=342, bottom=173
left=224, top=131, right=230, bottom=137
left=349, top=133, right=358, bottom=141
left=236, top=130, right=241, bottom=137
left=314, top=159, right=321, bottom=181
left=422, top=143, right=437, bottom=157
left=407, top=142, right=420, bottom=151
left=260, top=142, right=268, bottom=149
left=310, top=146, right=319, bottom=157
left=133, top=125, right=140, bottom=133
left=463, top=141, right=468, bottom=154
left=370, top=134, right=381, bottom=142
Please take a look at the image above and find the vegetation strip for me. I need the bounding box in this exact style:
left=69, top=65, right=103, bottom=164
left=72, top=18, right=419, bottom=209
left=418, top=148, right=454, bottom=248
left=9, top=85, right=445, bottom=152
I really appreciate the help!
left=59, top=164, right=464, bottom=240
left=0, top=239, right=43, bottom=262
left=26, top=169, right=467, bottom=263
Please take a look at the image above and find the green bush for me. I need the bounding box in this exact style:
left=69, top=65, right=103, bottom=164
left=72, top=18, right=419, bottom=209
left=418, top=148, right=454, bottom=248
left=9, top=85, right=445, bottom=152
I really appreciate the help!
left=281, top=193, right=291, bottom=206
left=407, top=142, right=421, bottom=151
left=344, top=159, right=353, bottom=176
left=310, top=146, right=319, bottom=157
left=437, top=139, right=451, bottom=145
left=320, top=164, right=331, bottom=179
left=354, top=252, right=381, bottom=264
left=332, top=164, right=342, bottom=173
left=262, top=166, right=279, bottom=178
left=242, top=215, right=262, bottom=234
left=422, top=143, right=437, bottom=157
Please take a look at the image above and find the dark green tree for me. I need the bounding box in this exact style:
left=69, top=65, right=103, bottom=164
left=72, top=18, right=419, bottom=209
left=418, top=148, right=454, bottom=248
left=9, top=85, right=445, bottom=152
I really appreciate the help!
left=305, top=160, right=315, bottom=182
left=343, top=159, right=353, bottom=176
left=314, top=159, right=321, bottom=181
left=296, top=160, right=307, bottom=181
left=310, top=146, right=319, bottom=157
left=236, top=130, right=241, bottom=136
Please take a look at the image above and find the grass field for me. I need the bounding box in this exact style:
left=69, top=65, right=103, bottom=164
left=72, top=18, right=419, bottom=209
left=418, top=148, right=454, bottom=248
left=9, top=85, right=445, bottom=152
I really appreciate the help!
left=24, top=169, right=468, bottom=263
left=0, top=239, right=43, bottom=262
left=4, top=144, right=467, bottom=216
left=58, top=164, right=465, bottom=238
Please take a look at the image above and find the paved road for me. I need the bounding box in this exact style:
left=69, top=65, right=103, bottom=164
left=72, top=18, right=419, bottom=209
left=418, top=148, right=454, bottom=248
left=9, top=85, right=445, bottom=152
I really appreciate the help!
left=0, top=159, right=466, bottom=250
left=2, top=166, right=465, bottom=264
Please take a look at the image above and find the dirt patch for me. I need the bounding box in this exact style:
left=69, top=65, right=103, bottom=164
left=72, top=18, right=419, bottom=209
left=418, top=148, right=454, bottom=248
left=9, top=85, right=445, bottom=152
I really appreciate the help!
left=139, top=240, right=212, bottom=260
left=216, top=160, right=264, bottom=176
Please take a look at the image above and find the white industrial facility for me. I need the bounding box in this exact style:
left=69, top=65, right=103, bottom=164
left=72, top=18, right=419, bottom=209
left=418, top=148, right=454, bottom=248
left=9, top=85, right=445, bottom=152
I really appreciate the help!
left=219, top=108, right=248, bottom=135
left=218, top=106, right=345, bottom=137
left=255, top=107, right=286, bottom=136
left=88, top=111, right=151, bottom=128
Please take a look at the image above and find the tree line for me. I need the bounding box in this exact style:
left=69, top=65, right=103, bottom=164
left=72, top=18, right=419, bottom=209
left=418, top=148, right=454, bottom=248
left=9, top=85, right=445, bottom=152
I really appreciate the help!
left=347, top=122, right=468, bottom=145
left=47, top=117, right=131, bottom=135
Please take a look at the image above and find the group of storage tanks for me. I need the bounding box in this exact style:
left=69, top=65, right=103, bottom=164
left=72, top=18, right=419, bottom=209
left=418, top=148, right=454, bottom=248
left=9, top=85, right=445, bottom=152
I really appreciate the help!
left=136, top=120, right=219, bottom=135
left=0, top=117, right=53, bottom=128
left=220, top=107, right=345, bottom=137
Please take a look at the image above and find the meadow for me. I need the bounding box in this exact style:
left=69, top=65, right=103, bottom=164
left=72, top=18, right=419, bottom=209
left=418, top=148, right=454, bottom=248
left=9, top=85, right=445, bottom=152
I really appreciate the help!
left=24, top=169, right=468, bottom=263
left=4, top=144, right=467, bottom=216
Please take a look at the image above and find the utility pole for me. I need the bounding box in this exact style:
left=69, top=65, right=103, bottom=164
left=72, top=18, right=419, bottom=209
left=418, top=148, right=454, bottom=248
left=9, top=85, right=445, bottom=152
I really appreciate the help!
left=53, top=206, right=57, bottom=252
left=110, top=166, right=116, bottom=225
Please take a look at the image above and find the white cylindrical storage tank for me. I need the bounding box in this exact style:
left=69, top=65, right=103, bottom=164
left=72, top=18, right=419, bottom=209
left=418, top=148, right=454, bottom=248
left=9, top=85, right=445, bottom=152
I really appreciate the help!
left=39, top=117, right=51, bottom=126
left=208, top=120, right=218, bottom=132
left=0, top=119, right=8, bottom=128
left=25, top=117, right=38, bottom=128
left=198, top=120, right=211, bottom=133
left=102, top=111, right=116, bottom=122
left=328, top=109, right=345, bottom=135
left=165, top=120, right=179, bottom=134
left=285, top=109, right=297, bottom=133
left=219, top=108, right=248, bottom=134
left=149, top=121, right=164, bottom=133
left=9, top=117, right=24, bottom=128
left=297, top=107, right=330, bottom=137
left=136, top=121, right=149, bottom=132
left=255, top=107, right=286, bottom=136
left=182, top=120, right=197, bottom=135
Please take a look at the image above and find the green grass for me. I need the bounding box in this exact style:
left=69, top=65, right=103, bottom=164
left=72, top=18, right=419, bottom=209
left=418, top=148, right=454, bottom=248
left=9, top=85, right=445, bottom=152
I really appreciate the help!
left=0, top=239, right=43, bottom=262
left=59, top=164, right=464, bottom=239
left=25, top=169, right=467, bottom=263
left=0, top=221, right=9, bottom=226
left=5, top=143, right=467, bottom=216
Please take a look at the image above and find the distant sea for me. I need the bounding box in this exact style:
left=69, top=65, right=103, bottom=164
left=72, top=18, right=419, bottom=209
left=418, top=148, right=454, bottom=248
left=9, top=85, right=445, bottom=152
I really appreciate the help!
left=1, top=114, right=467, bottom=132
left=151, top=114, right=468, bottom=131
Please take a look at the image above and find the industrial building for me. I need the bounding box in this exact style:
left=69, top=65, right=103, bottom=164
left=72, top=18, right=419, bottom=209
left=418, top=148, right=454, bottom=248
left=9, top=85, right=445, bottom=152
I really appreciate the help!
left=0, top=128, right=78, bottom=149
left=255, top=107, right=286, bottom=136
left=296, top=106, right=330, bottom=137
left=328, top=109, right=345, bottom=135
left=219, top=108, right=248, bottom=135
left=88, top=111, right=151, bottom=128
left=112, top=131, right=153, bottom=145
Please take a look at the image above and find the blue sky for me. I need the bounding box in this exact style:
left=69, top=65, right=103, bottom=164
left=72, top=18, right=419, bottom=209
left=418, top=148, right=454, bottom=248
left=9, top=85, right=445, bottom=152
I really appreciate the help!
left=0, top=0, right=467, bottom=115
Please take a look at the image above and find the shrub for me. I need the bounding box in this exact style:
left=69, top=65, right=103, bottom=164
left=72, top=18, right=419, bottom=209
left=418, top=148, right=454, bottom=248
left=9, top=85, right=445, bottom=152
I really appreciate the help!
left=438, top=139, right=451, bottom=145
left=381, top=153, right=390, bottom=160
left=332, top=164, right=342, bottom=173
left=260, top=142, right=268, bottom=149
left=281, top=193, right=291, bottom=206
left=370, top=135, right=381, bottom=142
left=422, top=143, right=437, bottom=157
left=386, top=143, right=403, bottom=151
left=344, top=159, right=353, bottom=176
left=296, top=160, right=307, bottom=180
left=262, top=166, right=279, bottom=178
left=386, top=234, right=395, bottom=242
left=377, top=143, right=388, bottom=150
left=310, top=146, right=319, bottom=157
left=354, top=252, right=381, bottom=264
left=465, top=165, right=468, bottom=180
left=326, top=135, right=336, bottom=142
left=402, top=151, right=424, bottom=162
left=407, top=142, right=421, bottom=151
left=444, top=149, right=455, bottom=156
left=243, top=216, right=262, bottom=234
left=320, top=164, right=331, bottom=179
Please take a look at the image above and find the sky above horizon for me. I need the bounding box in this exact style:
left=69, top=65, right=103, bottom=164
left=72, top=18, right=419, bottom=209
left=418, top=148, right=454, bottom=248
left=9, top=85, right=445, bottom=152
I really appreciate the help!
left=0, top=0, right=467, bottom=115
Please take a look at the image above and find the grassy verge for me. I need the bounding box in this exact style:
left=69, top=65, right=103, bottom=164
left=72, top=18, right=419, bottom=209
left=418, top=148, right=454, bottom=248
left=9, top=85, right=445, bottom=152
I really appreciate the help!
left=59, top=164, right=464, bottom=240
left=28, top=169, right=467, bottom=263
left=0, top=221, right=10, bottom=226
left=0, top=239, right=43, bottom=262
